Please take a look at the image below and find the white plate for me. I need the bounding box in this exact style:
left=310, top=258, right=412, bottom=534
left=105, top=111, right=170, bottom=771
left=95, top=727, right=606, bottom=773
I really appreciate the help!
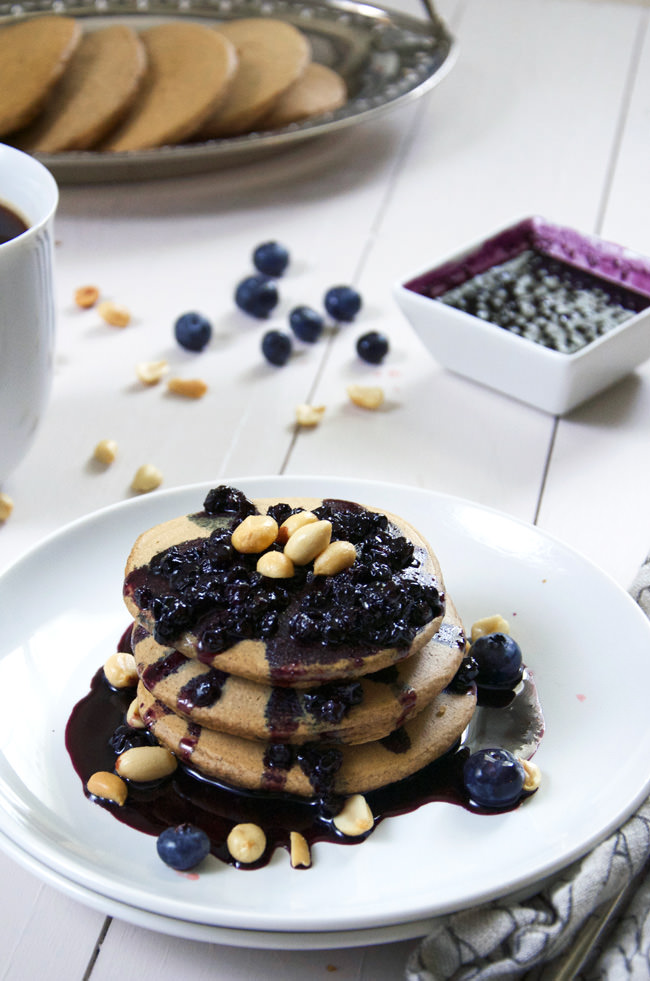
left=0, top=825, right=444, bottom=949
left=0, top=475, right=649, bottom=942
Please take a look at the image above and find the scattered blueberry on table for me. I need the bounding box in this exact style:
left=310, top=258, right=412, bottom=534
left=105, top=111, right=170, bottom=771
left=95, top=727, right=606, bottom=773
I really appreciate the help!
left=289, top=305, right=325, bottom=343
left=174, top=311, right=212, bottom=352
left=253, top=241, right=290, bottom=277
left=235, top=274, right=279, bottom=318
left=324, top=285, right=362, bottom=322
left=157, top=823, right=211, bottom=871
left=463, top=747, right=526, bottom=808
left=356, top=330, right=389, bottom=364
left=262, top=329, right=292, bottom=366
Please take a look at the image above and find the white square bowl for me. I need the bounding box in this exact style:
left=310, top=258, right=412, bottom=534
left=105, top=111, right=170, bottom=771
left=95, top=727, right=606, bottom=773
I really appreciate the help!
left=393, top=216, right=650, bottom=415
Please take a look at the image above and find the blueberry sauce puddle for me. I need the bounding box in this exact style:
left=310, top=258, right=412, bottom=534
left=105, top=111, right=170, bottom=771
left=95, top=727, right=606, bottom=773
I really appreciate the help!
left=65, top=662, right=537, bottom=871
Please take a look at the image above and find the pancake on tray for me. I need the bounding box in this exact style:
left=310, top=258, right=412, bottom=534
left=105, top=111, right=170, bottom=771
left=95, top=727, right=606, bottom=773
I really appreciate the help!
left=0, top=16, right=81, bottom=137
left=101, top=22, right=238, bottom=151
left=16, top=25, right=147, bottom=153
left=261, top=62, right=347, bottom=130
left=199, top=19, right=311, bottom=138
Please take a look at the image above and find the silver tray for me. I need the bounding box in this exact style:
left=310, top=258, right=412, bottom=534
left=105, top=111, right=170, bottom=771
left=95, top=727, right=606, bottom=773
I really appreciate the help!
left=0, top=0, right=456, bottom=182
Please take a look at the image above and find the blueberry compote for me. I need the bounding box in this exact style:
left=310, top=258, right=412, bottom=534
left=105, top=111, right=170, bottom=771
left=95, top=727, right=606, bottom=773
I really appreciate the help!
left=123, top=488, right=444, bottom=685
left=439, top=250, right=645, bottom=354
left=65, top=657, right=493, bottom=871
left=65, top=629, right=541, bottom=871
left=406, top=217, right=650, bottom=355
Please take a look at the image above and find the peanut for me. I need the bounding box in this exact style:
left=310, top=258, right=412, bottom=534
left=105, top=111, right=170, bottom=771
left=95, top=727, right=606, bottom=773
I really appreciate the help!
left=347, top=384, right=384, bottom=410
left=136, top=360, right=169, bottom=385
left=295, top=403, right=325, bottom=427
left=284, top=520, right=332, bottom=565
left=115, top=745, right=177, bottom=782
left=226, top=823, right=266, bottom=864
left=470, top=615, right=510, bottom=642
left=231, top=514, right=279, bottom=554
left=519, top=757, right=542, bottom=792
left=0, top=493, right=14, bottom=522
left=98, top=300, right=131, bottom=327
left=126, top=697, right=146, bottom=729
left=290, top=831, right=311, bottom=869
left=131, top=464, right=162, bottom=493
left=104, top=651, right=138, bottom=688
left=87, top=771, right=128, bottom=806
left=313, top=540, right=356, bottom=576
left=167, top=377, right=208, bottom=399
left=276, top=510, right=317, bottom=545
left=75, top=285, right=100, bottom=309
left=93, top=438, right=118, bottom=465
left=332, top=794, right=374, bottom=836
left=257, top=551, right=295, bottom=579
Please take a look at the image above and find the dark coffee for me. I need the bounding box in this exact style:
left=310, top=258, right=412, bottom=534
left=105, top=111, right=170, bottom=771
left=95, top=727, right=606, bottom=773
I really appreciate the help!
left=0, top=201, right=28, bottom=245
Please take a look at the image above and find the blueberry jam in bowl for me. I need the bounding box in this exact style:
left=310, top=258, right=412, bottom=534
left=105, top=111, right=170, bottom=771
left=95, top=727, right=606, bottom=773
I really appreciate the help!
left=394, top=216, right=650, bottom=415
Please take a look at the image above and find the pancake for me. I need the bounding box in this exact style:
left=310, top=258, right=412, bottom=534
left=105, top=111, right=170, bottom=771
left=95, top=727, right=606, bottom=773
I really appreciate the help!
left=133, top=599, right=466, bottom=744
left=0, top=16, right=81, bottom=136
left=199, top=19, right=311, bottom=138
left=101, top=22, right=238, bottom=152
left=123, top=491, right=446, bottom=687
left=138, top=682, right=477, bottom=797
left=16, top=25, right=147, bottom=153
left=261, top=62, right=347, bottom=130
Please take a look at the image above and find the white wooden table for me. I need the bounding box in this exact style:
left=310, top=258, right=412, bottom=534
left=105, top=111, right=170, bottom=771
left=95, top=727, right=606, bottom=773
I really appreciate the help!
left=1, top=0, right=650, bottom=976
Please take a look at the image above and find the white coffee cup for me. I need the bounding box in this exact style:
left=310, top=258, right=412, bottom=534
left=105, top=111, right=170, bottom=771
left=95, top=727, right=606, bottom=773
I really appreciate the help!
left=0, top=144, right=59, bottom=484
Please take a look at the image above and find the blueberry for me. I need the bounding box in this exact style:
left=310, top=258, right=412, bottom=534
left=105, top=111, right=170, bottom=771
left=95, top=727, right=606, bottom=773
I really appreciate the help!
left=261, top=329, right=292, bottom=366
left=203, top=485, right=257, bottom=517
left=174, top=312, right=212, bottom=352
left=324, top=285, right=362, bottom=322
left=109, top=725, right=151, bottom=755
left=253, top=241, right=289, bottom=277
left=156, top=823, right=211, bottom=871
left=469, top=633, right=523, bottom=689
left=463, top=748, right=525, bottom=808
left=356, top=330, right=389, bottom=364
left=235, top=274, right=279, bottom=318
left=289, top=305, right=324, bottom=343
left=448, top=655, right=479, bottom=693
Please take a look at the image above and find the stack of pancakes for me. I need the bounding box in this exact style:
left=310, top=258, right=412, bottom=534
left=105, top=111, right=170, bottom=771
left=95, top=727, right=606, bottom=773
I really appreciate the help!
left=0, top=15, right=348, bottom=153
left=123, top=491, right=477, bottom=799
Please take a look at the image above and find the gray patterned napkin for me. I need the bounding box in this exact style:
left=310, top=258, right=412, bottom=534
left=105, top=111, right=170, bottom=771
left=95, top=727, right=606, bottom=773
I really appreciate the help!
left=405, top=555, right=650, bottom=981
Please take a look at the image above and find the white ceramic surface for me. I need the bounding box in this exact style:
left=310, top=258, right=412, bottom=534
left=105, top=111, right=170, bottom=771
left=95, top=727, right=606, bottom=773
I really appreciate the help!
left=393, top=216, right=650, bottom=415
left=0, top=476, right=649, bottom=941
left=0, top=144, right=58, bottom=483
left=0, top=824, right=447, bottom=949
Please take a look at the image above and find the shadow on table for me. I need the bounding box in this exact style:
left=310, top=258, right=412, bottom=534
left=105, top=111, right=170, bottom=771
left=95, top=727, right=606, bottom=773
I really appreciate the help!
left=567, top=372, right=646, bottom=429
left=57, top=118, right=411, bottom=222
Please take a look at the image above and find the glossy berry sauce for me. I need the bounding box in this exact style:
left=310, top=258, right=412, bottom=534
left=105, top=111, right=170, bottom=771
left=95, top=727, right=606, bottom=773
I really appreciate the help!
left=65, top=665, right=476, bottom=869
left=64, top=632, right=536, bottom=870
